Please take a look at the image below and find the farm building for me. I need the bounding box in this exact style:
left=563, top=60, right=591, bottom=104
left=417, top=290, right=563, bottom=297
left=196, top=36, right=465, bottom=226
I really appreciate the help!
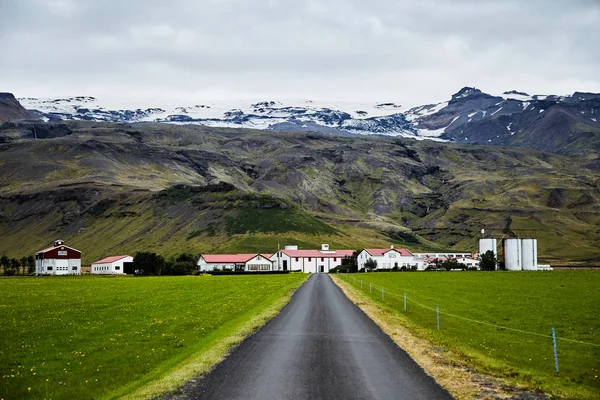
left=35, top=239, right=81, bottom=275
left=357, top=246, right=418, bottom=270
left=421, top=256, right=480, bottom=269
left=91, top=255, right=133, bottom=274
left=269, top=244, right=355, bottom=273
left=197, top=253, right=273, bottom=272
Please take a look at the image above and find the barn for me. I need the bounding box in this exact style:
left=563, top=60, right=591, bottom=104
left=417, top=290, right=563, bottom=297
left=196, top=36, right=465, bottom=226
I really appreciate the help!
left=91, top=255, right=133, bottom=275
left=35, top=239, right=81, bottom=275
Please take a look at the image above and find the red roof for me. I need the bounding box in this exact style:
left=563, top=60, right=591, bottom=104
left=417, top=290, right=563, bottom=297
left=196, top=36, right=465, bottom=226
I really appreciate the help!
left=92, top=255, right=132, bottom=264
left=363, top=248, right=413, bottom=257
left=36, top=244, right=81, bottom=254
left=277, top=249, right=355, bottom=258
left=200, top=254, right=273, bottom=263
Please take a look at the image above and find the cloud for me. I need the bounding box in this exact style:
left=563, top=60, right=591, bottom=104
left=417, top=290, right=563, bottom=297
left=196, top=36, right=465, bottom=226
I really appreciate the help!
left=1, top=0, right=599, bottom=105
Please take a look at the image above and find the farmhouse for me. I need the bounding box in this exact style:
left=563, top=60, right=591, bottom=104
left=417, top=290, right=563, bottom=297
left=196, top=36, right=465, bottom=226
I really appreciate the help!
left=35, top=239, right=81, bottom=275
left=357, top=246, right=417, bottom=270
left=270, top=244, right=355, bottom=273
left=197, top=253, right=273, bottom=272
left=91, top=255, right=133, bottom=274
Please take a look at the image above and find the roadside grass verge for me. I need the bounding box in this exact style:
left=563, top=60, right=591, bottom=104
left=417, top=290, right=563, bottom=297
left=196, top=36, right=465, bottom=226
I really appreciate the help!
left=0, top=274, right=307, bottom=399
left=332, top=271, right=600, bottom=399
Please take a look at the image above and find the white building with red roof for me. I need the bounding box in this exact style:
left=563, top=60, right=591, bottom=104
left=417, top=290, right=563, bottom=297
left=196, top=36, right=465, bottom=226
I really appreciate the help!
left=269, top=244, right=355, bottom=273
left=91, top=255, right=133, bottom=274
left=35, top=239, right=82, bottom=275
left=357, top=246, right=418, bottom=271
left=197, top=253, right=273, bottom=272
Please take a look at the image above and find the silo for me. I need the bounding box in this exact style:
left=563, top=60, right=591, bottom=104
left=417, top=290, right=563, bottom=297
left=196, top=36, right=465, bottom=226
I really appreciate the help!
left=479, top=238, right=497, bottom=257
left=521, top=238, right=538, bottom=270
left=503, top=238, right=522, bottom=270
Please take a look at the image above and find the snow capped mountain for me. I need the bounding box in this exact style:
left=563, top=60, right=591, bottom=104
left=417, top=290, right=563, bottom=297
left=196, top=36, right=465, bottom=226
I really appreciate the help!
left=20, top=97, right=420, bottom=138
left=14, top=87, right=600, bottom=153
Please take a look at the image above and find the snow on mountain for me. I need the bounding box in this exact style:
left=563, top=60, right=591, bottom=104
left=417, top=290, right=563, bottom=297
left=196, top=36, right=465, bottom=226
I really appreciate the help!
left=16, top=87, right=600, bottom=148
left=19, top=97, right=420, bottom=137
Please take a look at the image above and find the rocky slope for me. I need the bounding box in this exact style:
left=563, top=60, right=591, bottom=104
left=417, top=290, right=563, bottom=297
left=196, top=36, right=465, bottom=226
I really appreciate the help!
left=16, top=88, right=600, bottom=154
left=0, top=93, right=33, bottom=122
left=0, top=121, right=598, bottom=264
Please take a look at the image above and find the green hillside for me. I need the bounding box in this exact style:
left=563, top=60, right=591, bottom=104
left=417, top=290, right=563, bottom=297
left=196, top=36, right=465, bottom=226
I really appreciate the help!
left=0, top=121, right=598, bottom=263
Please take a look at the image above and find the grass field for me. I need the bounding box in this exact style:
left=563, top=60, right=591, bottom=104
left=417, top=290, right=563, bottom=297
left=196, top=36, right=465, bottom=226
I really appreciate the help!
left=336, top=271, right=600, bottom=399
left=0, top=274, right=307, bottom=399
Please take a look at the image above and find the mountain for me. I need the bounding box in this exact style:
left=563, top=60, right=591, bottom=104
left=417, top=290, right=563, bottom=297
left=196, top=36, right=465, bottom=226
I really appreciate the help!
left=0, top=93, right=33, bottom=122
left=17, top=88, right=600, bottom=154
left=0, top=120, right=598, bottom=264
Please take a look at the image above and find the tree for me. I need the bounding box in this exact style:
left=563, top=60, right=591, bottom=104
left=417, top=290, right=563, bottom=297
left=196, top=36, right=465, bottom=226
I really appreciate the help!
left=0, top=255, right=8, bottom=275
left=364, top=258, right=378, bottom=271
left=340, top=251, right=359, bottom=273
left=20, top=256, right=28, bottom=275
left=27, top=255, right=35, bottom=275
left=133, top=252, right=166, bottom=275
left=163, top=253, right=197, bottom=275
left=440, top=259, right=462, bottom=271
left=480, top=250, right=497, bottom=271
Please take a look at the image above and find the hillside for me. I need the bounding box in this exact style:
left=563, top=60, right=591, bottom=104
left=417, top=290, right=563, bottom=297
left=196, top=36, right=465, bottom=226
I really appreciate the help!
left=0, top=93, right=32, bottom=123
left=0, top=121, right=598, bottom=264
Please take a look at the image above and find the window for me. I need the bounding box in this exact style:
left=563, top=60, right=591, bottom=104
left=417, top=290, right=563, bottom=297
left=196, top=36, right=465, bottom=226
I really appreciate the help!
left=321, top=257, right=324, bottom=262
left=308, top=257, right=312, bottom=262
left=333, top=257, right=337, bottom=262
left=295, top=257, right=299, bottom=262
left=47, top=267, right=53, bottom=271
left=72, top=266, right=77, bottom=270
left=115, top=266, right=120, bottom=270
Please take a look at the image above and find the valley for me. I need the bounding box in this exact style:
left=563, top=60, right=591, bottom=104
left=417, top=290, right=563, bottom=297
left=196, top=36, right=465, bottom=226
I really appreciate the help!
left=0, top=120, right=598, bottom=264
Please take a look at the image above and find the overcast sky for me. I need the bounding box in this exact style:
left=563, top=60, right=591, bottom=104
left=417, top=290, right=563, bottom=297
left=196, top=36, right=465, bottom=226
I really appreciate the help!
left=1, top=0, right=599, bottom=106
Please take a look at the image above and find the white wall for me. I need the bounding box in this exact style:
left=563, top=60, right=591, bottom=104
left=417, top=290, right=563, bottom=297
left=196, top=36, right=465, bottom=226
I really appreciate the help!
left=37, top=258, right=81, bottom=275
left=357, top=250, right=417, bottom=270
left=91, top=256, right=132, bottom=274
left=245, top=255, right=272, bottom=271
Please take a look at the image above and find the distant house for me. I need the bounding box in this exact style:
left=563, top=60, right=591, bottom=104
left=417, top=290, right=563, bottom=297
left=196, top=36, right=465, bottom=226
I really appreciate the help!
left=35, top=239, right=81, bottom=275
left=91, top=255, right=133, bottom=274
left=269, top=244, right=354, bottom=273
left=197, top=254, right=273, bottom=272
left=357, top=246, right=416, bottom=270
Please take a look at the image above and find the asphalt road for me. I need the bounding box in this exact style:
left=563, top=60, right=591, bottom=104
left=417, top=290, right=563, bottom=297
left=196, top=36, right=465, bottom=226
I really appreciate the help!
left=174, top=274, right=453, bottom=400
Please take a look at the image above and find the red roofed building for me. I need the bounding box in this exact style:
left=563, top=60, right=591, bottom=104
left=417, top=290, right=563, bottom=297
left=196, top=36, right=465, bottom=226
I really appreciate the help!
left=357, top=246, right=417, bottom=270
left=269, top=244, right=355, bottom=273
left=91, top=255, right=133, bottom=274
left=197, top=253, right=273, bottom=272
left=35, top=239, right=82, bottom=275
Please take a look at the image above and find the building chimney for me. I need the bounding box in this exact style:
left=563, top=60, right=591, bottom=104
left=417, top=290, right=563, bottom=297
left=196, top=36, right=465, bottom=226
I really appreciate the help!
left=390, top=244, right=394, bottom=249
left=321, top=244, right=329, bottom=251
left=54, top=239, right=64, bottom=247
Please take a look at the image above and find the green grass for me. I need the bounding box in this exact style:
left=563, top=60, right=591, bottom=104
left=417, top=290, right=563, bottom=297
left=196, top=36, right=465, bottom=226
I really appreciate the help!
left=338, top=271, right=600, bottom=399
left=225, top=208, right=339, bottom=236
left=0, top=274, right=307, bottom=399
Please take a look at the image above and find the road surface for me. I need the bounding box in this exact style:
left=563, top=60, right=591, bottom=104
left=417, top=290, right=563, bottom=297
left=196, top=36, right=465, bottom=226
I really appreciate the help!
left=173, top=274, right=453, bottom=399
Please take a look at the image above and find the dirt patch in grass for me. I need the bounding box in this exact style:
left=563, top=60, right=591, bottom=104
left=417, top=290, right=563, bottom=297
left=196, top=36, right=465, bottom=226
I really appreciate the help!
left=332, top=276, right=549, bottom=400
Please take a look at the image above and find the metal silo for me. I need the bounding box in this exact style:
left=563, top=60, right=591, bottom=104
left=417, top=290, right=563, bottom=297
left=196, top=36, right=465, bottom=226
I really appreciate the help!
left=521, top=238, right=538, bottom=270
left=479, top=238, right=497, bottom=257
left=503, top=238, right=522, bottom=270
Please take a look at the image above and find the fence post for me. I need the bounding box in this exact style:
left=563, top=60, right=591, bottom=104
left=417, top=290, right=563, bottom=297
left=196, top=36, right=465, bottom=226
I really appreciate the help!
left=404, top=293, right=406, bottom=311
left=370, top=282, right=372, bottom=294
left=436, top=306, right=440, bottom=330
left=382, top=287, right=384, bottom=301
left=360, top=279, right=363, bottom=289
left=552, top=328, right=559, bottom=372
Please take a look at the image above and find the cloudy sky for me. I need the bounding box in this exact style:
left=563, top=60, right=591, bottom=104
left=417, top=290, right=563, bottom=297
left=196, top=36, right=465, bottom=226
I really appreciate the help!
left=1, top=0, right=599, bottom=106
